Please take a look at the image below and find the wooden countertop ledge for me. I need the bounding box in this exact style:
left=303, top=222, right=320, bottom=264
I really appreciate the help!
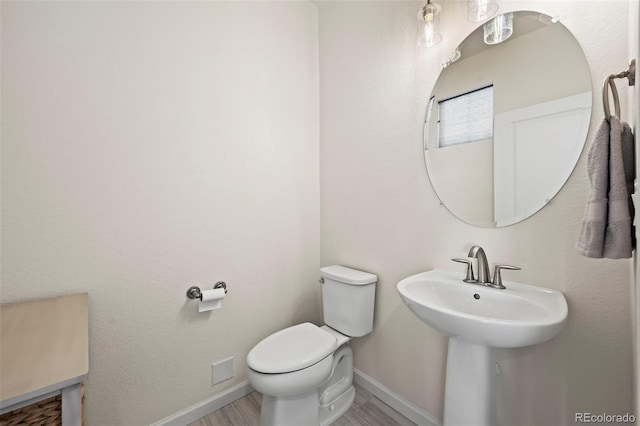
left=0, top=293, right=89, bottom=406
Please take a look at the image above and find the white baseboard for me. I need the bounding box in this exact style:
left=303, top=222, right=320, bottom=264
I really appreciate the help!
left=353, top=368, right=441, bottom=426
left=151, top=369, right=440, bottom=426
left=150, top=380, right=254, bottom=426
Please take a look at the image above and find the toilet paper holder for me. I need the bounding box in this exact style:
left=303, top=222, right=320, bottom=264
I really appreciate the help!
left=187, top=282, right=227, bottom=300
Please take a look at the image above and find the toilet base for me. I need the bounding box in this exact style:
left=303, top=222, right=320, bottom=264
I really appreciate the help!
left=260, top=390, right=319, bottom=426
left=319, top=385, right=355, bottom=426
left=260, top=384, right=356, bottom=426
left=257, top=344, right=356, bottom=426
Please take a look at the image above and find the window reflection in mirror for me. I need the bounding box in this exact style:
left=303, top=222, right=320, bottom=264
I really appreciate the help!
left=438, top=85, right=493, bottom=148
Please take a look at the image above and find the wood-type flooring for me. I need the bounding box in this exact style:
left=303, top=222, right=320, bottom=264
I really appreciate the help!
left=188, top=383, right=417, bottom=426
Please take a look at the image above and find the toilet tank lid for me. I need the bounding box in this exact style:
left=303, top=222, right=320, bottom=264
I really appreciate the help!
left=320, top=265, right=377, bottom=285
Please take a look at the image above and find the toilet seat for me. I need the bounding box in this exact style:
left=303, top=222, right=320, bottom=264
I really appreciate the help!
left=247, top=322, right=337, bottom=374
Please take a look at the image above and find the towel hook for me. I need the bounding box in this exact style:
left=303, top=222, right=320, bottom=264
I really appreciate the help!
left=613, top=58, right=636, bottom=86
left=603, top=75, right=620, bottom=121
left=602, top=59, right=635, bottom=121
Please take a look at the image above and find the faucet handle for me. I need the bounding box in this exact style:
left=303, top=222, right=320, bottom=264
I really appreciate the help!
left=489, top=264, right=521, bottom=289
left=451, top=258, right=476, bottom=283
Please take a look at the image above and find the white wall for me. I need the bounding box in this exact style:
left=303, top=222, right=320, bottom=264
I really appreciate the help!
left=2, top=1, right=636, bottom=425
left=319, top=1, right=633, bottom=425
left=630, top=0, right=639, bottom=415
left=0, top=2, right=320, bottom=424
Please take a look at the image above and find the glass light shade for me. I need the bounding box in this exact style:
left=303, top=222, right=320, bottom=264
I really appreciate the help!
left=467, top=0, right=498, bottom=23
left=417, top=3, right=442, bottom=48
left=484, top=12, right=513, bottom=45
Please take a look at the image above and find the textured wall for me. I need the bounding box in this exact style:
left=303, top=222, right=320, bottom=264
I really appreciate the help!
left=629, top=0, right=639, bottom=414
left=2, top=1, right=635, bottom=425
left=318, top=1, right=634, bottom=425
left=1, top=2, right=320, bottom=424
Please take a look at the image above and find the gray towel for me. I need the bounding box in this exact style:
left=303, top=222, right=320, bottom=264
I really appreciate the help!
left=604, top=116, right=635, bottom=258
left=577, top=119, right=609, bottom=258
left=577, top=116, right=635, bottom=258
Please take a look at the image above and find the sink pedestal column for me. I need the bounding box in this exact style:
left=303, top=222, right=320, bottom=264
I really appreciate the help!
left=443, top=338, right=496, bottom=426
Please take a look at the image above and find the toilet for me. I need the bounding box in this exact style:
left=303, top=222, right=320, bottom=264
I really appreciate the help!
left=246, top=265, right=377, bottom=426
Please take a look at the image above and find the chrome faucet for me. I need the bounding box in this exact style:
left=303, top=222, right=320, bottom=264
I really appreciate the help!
left=454, top=245, right=521, bottom=289
left=468, top=245, right=491, bottom=284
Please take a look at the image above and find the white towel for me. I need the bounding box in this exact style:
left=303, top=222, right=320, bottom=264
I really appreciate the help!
left=577, top=116, right=635, bottom=258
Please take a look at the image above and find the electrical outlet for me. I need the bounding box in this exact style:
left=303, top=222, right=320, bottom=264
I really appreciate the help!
left=211, top=357, right=233, bottom=386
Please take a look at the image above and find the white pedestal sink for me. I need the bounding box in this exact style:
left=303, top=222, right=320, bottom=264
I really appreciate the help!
left=397, top=269, right=567, bottom=426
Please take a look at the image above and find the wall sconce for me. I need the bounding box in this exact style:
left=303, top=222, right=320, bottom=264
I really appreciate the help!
left=467, top=0, right=498, bottom=23
left=442, top=49, right=461, bottom=68
left=484, top=12, right=513, bottom=44
left=417, top=1, right=442, bottom=48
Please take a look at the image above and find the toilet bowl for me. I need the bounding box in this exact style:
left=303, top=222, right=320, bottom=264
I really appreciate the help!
left=247, top=323, right=354, bottom=426
left=247, top=266, right=377, bottom=426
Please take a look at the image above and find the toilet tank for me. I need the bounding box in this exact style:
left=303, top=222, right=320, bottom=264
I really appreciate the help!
left=320, top=265, right=377, bottom=337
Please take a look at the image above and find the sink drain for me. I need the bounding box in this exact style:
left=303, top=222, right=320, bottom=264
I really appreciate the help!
left=473, top=294, right=480, bottom=300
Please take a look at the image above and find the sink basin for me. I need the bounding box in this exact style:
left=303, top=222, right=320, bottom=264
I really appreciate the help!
left=398, top=269, right=568, bottom=426
left=397, top=269, right=568, bottom=348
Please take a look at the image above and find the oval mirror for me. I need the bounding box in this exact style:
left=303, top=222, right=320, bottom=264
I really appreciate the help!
left=424, top=11, right=592, bottom=227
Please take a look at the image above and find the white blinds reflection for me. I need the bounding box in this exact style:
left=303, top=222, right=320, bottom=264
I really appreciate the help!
left=438, top=85, right=493, bottom=147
